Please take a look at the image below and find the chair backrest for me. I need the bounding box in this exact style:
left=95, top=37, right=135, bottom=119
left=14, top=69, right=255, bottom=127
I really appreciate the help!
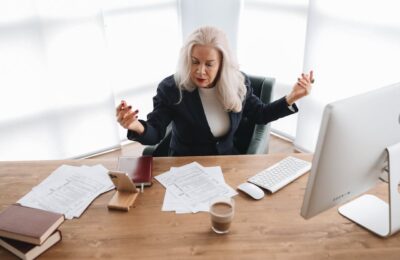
left=142, top=75, right=275, bottom=157
left=142, top=124, right=172, bottom=157
left=233, top=75, right=275, bottom=154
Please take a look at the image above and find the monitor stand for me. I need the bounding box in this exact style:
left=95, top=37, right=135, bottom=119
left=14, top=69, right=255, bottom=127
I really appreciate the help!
left=338, top=142, right=400, bottom=237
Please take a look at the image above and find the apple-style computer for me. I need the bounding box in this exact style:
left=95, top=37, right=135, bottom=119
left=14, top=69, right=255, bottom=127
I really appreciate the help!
left=301, top=82, right=400, bottom=237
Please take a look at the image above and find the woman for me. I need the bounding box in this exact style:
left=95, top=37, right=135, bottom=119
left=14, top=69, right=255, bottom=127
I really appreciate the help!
left=116, top=26, right=314, bottom=156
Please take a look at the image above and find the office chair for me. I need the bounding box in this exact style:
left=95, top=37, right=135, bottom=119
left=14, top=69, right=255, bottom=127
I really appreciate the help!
left=142, top=75, right=275, bottom=156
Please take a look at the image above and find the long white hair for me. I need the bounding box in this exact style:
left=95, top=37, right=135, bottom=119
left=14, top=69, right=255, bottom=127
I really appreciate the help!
left=174, top=26, right=246, bottom=112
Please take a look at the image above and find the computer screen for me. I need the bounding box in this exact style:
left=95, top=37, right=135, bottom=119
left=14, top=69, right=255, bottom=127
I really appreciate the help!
left=300, top=82, right=400, bottom=235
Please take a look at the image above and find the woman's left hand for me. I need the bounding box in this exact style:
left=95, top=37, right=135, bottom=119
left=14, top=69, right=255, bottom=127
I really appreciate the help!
left=286, top=70, right=314, bottom=105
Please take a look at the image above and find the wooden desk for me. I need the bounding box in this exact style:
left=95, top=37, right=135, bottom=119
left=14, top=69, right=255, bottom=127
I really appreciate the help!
left=0, top=154, right=399, bottom=259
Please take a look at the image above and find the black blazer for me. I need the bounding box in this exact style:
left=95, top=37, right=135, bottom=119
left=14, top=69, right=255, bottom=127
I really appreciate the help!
left=128, top=74, right=297, bottom=156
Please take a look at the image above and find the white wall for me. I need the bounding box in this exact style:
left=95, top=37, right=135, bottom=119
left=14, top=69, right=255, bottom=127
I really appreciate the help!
left=179, top=0, right=242, bottom=53
left=296, top=0, right=400, bottom=152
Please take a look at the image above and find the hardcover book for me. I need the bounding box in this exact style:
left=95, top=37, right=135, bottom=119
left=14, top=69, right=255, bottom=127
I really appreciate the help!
left=0, top=205, right=64, bottom=245
left=117, top=156, right=153, bottom=187
left=0, top=230, right=61, bottom=260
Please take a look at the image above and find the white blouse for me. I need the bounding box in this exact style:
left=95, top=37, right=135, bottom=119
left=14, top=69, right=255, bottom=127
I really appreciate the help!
left=198, top=87, right=230, bottom=138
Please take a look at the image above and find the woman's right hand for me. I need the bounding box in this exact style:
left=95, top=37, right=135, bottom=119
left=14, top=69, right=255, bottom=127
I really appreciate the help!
left=116, top=100, right=145, bottom=134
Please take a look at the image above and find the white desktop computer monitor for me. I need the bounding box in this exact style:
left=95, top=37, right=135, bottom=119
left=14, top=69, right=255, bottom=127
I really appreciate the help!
left=301, top=82, right=400, bottom=237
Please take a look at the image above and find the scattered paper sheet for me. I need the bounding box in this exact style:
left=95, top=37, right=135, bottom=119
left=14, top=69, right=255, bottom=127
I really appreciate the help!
left=161, top=166, right=224, bottom=213
left=156, top=162, right=237, bottom=214
left=18, top=164, right=114, bottom=219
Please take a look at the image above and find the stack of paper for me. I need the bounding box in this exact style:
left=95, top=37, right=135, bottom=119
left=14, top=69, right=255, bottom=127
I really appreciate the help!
left=18, top=164, right=114, bottom=219
left=155, top=162, right=237, bottom=214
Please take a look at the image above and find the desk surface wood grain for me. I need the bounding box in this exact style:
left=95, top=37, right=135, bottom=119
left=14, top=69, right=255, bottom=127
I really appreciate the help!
left=0, top=154, right=399, bottom=260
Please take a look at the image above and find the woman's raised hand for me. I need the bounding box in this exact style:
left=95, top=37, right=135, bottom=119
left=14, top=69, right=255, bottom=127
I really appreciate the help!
left=286, top=70, right=314, bottom=105
left=116, top=100, right=144, bottom=134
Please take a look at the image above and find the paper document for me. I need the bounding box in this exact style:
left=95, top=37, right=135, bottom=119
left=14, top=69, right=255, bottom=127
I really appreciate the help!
left=155, top=162, right=237, bottom=214
left=18, top=164, right=114, bottom=219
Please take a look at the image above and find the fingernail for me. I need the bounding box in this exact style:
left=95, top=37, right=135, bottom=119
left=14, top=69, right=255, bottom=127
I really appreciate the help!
left=135, top=115, right=138, bottom=118
left=134, top=109, right=139, bottom=113
left=128, top=106, right=132, bottom=109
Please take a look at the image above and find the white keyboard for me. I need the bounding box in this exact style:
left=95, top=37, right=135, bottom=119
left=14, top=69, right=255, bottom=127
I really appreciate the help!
left=248, top=156, right=312, bottom=193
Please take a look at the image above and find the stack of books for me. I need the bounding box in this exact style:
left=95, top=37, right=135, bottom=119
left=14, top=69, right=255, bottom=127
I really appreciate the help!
left=0, top=204, right=64, bottom=260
